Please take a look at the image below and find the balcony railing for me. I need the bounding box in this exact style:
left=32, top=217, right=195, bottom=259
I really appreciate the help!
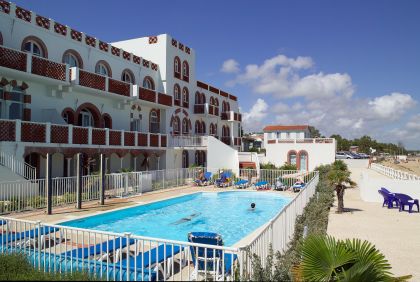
left=0, top=45, right=69, bottom=82
left=0, top=119, right=167, bottom=148
left=221, top=111, right=242, bottom=122
left=157, top=92, right=173, bottom=107
left=194, top=104, right=206, bottom=114
left=267, top=138, right=335, bottom=144
left=169, top=135, right=208, bottom=147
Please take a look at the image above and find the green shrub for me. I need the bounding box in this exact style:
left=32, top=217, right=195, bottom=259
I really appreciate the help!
left=0, top=253, right=97, bottom=281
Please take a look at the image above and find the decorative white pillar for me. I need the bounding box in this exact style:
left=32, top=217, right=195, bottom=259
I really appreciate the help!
left=66, top=158, right=72, bottom=177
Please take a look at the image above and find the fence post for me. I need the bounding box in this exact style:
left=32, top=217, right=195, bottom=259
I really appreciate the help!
left=100, top=154, right=105, bottom=205
left=46, top=153, right=52, bottom=215
left=76, top=153, right=82, bottom=209
left=36, top=220, right=42, bottom=269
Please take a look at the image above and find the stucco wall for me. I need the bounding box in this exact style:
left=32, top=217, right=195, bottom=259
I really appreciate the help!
left=206, top=136, right=239, bottom=174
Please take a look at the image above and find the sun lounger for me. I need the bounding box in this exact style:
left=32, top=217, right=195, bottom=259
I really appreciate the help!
left=255, top=181, right=269, bottom=190
left=378, top=189, right=399, bottom=208
left=393, top=193, right=419, bottom=213
left=63, top=237, right=135, bottom=261
left=292, top=182, right=305, bottom=192
left=0, top=226, right=58, bottom=245
left=215, top=172, right=232, bottom=188
left=274, top=179, right=287, bottom=191
left=188, top=232, right=237, bottom=281
left=116, top=243, right=183, bottom=280
left=234, top=179, right=248, bottom=189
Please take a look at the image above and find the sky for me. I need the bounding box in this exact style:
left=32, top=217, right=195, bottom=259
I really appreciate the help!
left=13, top=0, right=420, bottom=149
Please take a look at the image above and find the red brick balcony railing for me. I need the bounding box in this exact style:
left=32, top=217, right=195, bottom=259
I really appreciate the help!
left=221, top=136, right=231, bottom=146
left=31, top=56, right=66, bottom=81
left=221, top=111, right=242, bottom=122
left=108, top=78, right=130, bottom=97
left=0, top=45, right=27, bottom=72
left=139, top=87, right=156, bottom=103
left=79, top=70, right=106, bottom=91
left=0, top=119, right=168, bottom=148
left=174, top=99, right=181, bottom=106
left=158, top=93, right=173, bottom=107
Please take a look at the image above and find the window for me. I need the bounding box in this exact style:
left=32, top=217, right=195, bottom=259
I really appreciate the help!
left=62, top=50, right=82, bottom=68
left=24, top=40, right=43, bottom=57
left=201, top=93, right=206, bottom=104
left=299, top=151, right=308, bottom=171
left=182, top=150, right=189, bottom=168
left=182, top=87, right=189, bottom=106
left=210, top=123, right=217, bottom=136
left=121, top=69, right=135, bottom=84
left=80, top=109, right=94, bottom=127
left=95, top=61, right=111, bottom=77
left=0, top=87, right=3, bottom=118
left=182, top=118, right=189, bottom=135
left=195, top=92, right=201, bottom=104
left=150, top=110, right=159, bottom=133
left=8, top=88, right=24, bottom=120
left=174, top=84, right=181, bottom=101
left=201, top=121, right=206, bottom=134
left=173, top=117, right=180, bottom=135
left=222, top=125, right=230, bottom=137
left=182, top=61, right=189, bottom=77
left=195, top=120, right=201, bottom=134
left=143, top=77, right=155, bottom=90
left=174, top=56, right=181, bottom=76
left=62, top=109, right=75, bottom=125
left=288, top=151, right=297, bottom=166
left=131, top=118, right=142, bottom=132
left=0, top=32, right=3, bottom=45
left=103, top=114, right=112, bottom=129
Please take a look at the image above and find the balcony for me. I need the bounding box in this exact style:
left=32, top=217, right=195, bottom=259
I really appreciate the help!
left=194, top=104, right=206, bottom=115
left=71, top=67, right=133, bottom=98
left=267, top=138, right=335, bottom=144
left=221, top=111, right=242, bottom=122
left=0, top=119, right=168, bottom=149
left=158, top=93, right=173, bottom=107
left=0, top=45, right=69, bottom=83
left=169, top=135, right=208, bottom=147
left=221, top=136, right=232, bottom=146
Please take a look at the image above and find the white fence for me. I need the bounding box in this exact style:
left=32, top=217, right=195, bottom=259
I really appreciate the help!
left=371, top=163, right=420, bottom=181
left=0, top=217, right=241, bottom=281
left=242, top=172, right=319, bottom=271
left=168, top=136, right=208, bottom=147
left=0, top=151, right=36, bottom=180
left=0, top=169, right=320, bottom=280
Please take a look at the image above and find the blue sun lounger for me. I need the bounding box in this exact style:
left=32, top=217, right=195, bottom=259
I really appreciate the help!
left=234, top=179, right=248, bottom=189
left=195, top=172, right=213, bottom=186
left=0, top=226, right=58, bottom=244
left=116, top=244, right=183, bottom=280
left=64, top=237, right=135, bottom=259
left=255, top=181, right=269, bottom=190
left=188, top=232, right=237, bottom=280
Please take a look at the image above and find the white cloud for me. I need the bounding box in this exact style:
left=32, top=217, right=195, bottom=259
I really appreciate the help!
left=242, top=98, right=268, bottom=131
left=368, top=92, right=416, bottom=120
left=220, top=59, right=240, bottom=73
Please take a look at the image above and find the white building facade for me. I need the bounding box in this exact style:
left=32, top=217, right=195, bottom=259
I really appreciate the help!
left=263, top=125, right=336, bottom=171
left=0, top=2, right=241, bottom=178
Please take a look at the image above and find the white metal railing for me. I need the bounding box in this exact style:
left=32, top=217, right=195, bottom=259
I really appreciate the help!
left=241, top=172, right=319, bottom=272
left=169, top=135, right=208, bottom=147
left=0, top=217, right=241, bottom=281
left=0, top=151, right=36, bottom=180
left=371, top=163, right=420, bottom=181
left=267, top=138, right=335, bottom=144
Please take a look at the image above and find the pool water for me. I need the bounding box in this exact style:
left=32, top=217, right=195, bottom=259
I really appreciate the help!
left=61, top=191, right=291, bottom=246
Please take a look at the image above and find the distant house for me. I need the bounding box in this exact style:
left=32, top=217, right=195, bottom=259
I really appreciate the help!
left=242, top=134, right=264, bottom=152
left=262, top=125, right=336, bottom=171
left=349, top=146, right=359, bottom=153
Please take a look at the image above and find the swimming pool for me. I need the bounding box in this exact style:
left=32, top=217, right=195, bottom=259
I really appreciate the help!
left=61, top=191, right=291, bottom=246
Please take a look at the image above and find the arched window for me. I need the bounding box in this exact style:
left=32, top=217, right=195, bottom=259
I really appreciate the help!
left=143, top=76, right=155, bottom=90
left=182, top=61, right=189, bottom=78
left=195, top=92, right=201, bottom=104
left=95, top=61, right=111, bottom=77
left=103, top=114, right=112, bottom=129
left=201, top=121, right=206, bottom=134
left=222, top=125, right=230, bottom=137
left=182, top=150, right=189, bottom=168
left=22, top=36, right=47, bottom=58
left=121, top=69, right=135, bottom=84
left=0, top=32, right=3, bottom=45
left=62, top=108, right=75, bottom=125
left=80, top=109, right=94, bottom=127
left=201, top=93, right=206, bottom=104
left=222, top=101, right=228, bottom=112
left=195, top=120, right=200, bottom=134
left=174, top=56, right=181, bottom=77
left=173, top=116, right=180, bottom=135
left=182, top=118, right=189, bottom=135
left=210, top=97, right=214, bottom=106
left=210, top=123, right=217, bottom=136
left=195, top=151, right=200, bottom=166
left=174, top=84, right=181, bottom=102
left=182, top=87, right=189, bottom=107
left=298, top=151, right=308, bottom=171
left=150, top=110, right=159, bottom=133
left=8, top=87, right=24, bottom=120
left=62, top=49, right=83, bottom=68
left=214, top=98, right=219, bottom=107
left=287, top=150, right=298, bottom=167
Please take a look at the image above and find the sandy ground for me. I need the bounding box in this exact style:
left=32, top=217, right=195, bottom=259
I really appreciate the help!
left=327, top=166, right=420, bottom=280
left=379, top=158, right=420, bottom=176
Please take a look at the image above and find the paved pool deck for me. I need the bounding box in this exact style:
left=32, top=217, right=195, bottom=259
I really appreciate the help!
left=327, top=166, right=420, bottom=280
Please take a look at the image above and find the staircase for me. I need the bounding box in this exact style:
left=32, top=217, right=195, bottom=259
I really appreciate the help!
left=0, top=151, right=36, bottom=180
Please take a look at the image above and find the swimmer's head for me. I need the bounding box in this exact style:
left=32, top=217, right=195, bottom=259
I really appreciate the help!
left=251, top=203, right=256, bottom=209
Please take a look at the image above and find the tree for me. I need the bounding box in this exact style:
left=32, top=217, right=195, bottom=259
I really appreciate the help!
left=327, top=160, right=354, bottom=213
left=309, top=126, right=324, bottom=138
left=293, top=235, right=411, bottom=281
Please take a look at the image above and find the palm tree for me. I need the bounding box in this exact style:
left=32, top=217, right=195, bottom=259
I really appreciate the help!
left=327, top=160, right=353, bottom=213
left=293, top=235, right=411, bottom=281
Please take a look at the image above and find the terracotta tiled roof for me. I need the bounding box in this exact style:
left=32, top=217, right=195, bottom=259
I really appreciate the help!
left=263, top=125, right=309, bottom=132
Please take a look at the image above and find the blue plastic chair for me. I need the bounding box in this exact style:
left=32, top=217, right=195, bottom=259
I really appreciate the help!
left=394, top=193, right=419, bottom=213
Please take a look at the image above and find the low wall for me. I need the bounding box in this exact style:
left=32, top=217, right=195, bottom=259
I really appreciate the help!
left=360, top=171, right=420, bottom=202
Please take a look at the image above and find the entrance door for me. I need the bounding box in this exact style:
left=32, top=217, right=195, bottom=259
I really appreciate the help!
left=182, top=150, right=189, bottom=168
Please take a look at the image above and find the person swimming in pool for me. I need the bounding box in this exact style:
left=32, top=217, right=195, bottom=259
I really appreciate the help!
left=250, top=203, right=256, bottom=210
left=172, top=213, right=201, bottom=225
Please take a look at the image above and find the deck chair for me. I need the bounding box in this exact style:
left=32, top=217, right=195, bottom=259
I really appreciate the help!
left=255, top=181, right=269, bottom=190
left=234, top=179, right=249, bottom=189
left=394, top=193, right=419, bottom=213
left=116, top=243, right=184, bottom=280
left=215, top=172, right=232, bottom=187
left=63, top=237, right=135, bottom=262
left=292, top=182, right=306, bottom=192
left=1, top=226, right=58, bottom=246
left=188, top=232, right=237, bottom=281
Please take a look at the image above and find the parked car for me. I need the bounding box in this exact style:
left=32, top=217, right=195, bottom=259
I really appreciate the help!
left=358, top=153, right=370, bottom=159
left=348, top=152, right=362, bottom=159
left=336, top=152, right=354, bottom=159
